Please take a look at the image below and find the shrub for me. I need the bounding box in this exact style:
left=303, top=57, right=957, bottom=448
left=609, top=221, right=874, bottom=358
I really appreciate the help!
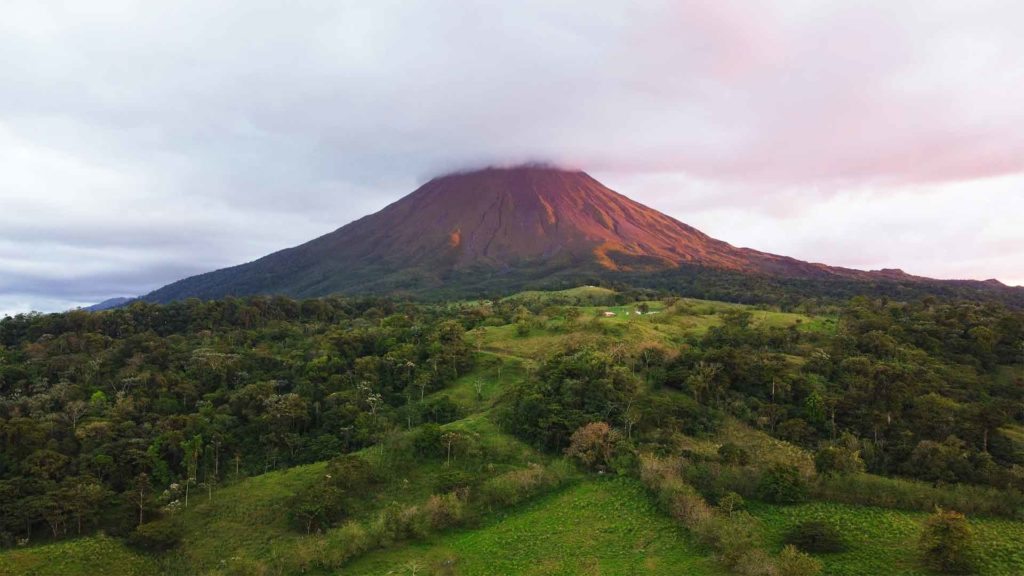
left=814, top=445, right=865, bottom=477
left=412, top=424, right=444, bottom=459
left=783, top=520, right=846, bottom=553
left=718, top=491, right=745, bottom=514
left=919, top=509, right=975, bottom=574
left=732, top=548, right=777, bottom=576
left=639, top=454, right=681, bottom=488
left=322, top=521, right=371, bottom=567
left=515, top=320, right=530, bottom=336
left=812, top=472, right=1024, bottom=519
left=373, top=503, right=428, bottom=544
left=718, top=442, right=750, bottom=465
left=662, top=480, right=714, bottom=527
left=758, top=464, right=808, bottom=504
left=479, top=463, right=555, bottom=508
left=434, top=468, right=477, bottom=494
left=326, top=454, right=377, bottom=489
left=777, top=418, right=817, bottom=446
left=695, top=512, right=765, bottom=569
left=776, top=545, right=823, bottom=576
left=565, top=422, right=623, bottom=471
left=608, top=442, right=639, bottom=475
left=288, top=482, right=345, bottom=534
left=423, top=492, right=466, bottom=530
left=126, top=519, right=184, bottom=552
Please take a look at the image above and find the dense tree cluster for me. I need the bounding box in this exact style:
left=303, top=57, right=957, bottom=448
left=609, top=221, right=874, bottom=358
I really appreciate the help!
left=650, top=298, right=1023, bottom=488
left=503, top=297, right=1024, bottom=491
left=0, top=296, right=473, bottom=545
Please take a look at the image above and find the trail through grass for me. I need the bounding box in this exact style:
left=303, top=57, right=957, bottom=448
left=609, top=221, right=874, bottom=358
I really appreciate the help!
left=347, top=477, right=725, bottom=576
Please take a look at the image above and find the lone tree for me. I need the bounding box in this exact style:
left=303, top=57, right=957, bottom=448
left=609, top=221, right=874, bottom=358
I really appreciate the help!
left=441, top=431, right=464, bottom=466
left=919, top=509, right=975, bottom=574
left=127, top=473, right=151, bottom=526
left=565, top=422, right=622, bottom=471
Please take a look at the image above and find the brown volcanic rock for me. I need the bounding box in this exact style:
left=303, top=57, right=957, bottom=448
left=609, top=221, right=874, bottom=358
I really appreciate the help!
left=143, top=165, right=952, bottom=302
left=323, top=166, right=754, bottom=272
left=315, top=165, right=892, bottom=279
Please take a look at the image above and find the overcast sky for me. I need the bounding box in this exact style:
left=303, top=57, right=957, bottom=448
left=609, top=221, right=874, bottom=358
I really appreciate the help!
left=3, top=1, right=1023, bottom=316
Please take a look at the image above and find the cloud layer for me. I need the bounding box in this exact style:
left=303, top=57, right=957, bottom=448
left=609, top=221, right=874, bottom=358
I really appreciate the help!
left=3, top=0, right=1023, bottom=315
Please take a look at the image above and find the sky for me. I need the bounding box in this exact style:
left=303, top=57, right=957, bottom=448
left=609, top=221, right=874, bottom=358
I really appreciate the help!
left=2, top=0, right=1023, bottom=316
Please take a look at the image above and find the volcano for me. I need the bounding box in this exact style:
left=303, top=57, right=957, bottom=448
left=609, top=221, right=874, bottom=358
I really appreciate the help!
left=141, top=165, right=1010, bottom=303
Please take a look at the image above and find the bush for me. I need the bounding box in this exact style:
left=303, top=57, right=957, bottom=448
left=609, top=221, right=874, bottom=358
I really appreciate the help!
left=326, top=453, right=377, bottom=489
left=479, top=463, right=555, bottom=508
left=758, top=464, right=808, bottom=504
left=812, top=472, right=1024, bottom=519
left=718, top=442, right=750, bottom=465
left=783, top=520, right=846, bottom=553
left=919, top=509, right=975, bottom=574
left=423, top=492, right=466, bottom=530
left=662, top=480, right=714, bottom=527
left=288, top=482, right=345, bottom=534
left=718, top=491, right=745, bottom=514
left=695, top=512, right=765, bottom=569
left=412, top=424, right=444, bottom=459
left=373, top=503, right=428, bottom=544
left=776, top=545, right=823, bottom=576
left=434, top=468, right=477, bottom=493
left=732, top=548, right=777, bottom=576
left=565, top=422, right=623, bottom=471
left=814, top=445, right=865, bottom=477
left=321, top=521, right=371, bottom=567
left=126, top=519, right=184, bottom=552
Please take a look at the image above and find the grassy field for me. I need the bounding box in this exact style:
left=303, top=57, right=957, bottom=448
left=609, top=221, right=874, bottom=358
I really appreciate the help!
left=748, top=500, right=1024, bottom=576
left=503, top=285, right=618, bottom=304
left=347, top=477, right=725, bottom=576
left=480, top=291, right=834, bottom=362
left=0, top=534, right=160, bottom=576
left=154, top=414, right=544, bottom=574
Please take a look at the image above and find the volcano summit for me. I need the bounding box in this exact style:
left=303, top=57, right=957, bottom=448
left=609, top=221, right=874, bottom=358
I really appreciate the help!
left=142, top=165, right=1011, bottom=303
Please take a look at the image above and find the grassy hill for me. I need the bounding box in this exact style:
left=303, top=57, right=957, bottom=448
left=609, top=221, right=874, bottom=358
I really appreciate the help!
left=347, top=478, right=725, bottom=575
left=2, top=287, right=1022, bottom=575
left=751, top=501, right=1024, bottom=576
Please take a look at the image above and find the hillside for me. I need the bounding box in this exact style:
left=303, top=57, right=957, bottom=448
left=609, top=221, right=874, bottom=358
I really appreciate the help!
left=141, top=166, right=1021, bottom=305
left=1, top=288, right=1023, bottom=575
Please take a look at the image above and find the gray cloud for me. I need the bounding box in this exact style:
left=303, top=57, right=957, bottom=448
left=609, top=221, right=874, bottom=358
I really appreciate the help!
left=2, top=0, right=1023, bottom=315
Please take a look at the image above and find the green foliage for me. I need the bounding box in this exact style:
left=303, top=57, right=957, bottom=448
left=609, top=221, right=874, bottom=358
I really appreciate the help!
left=718, top=442, right=751, bottom=465
left=811, top=472, right=1024, bottom=519
left=814, top=445, right=866, bottom=477
left=2, top=287, right=1024, bottom=575
left=718, top=491, right=745, bottom=514
left=126, top=519, right=184, bottom=552
left=0, top=534, right=158, bottom=576
left=288, top=480, right=346, bottom=534
left=919, top=509, right=976, bottom=574
left=564, top=421, right=625, bottom=471
left=346, top=478, right=725, bottom=575
left=776, top=544, right=823, bottom=576
left=502, top=348, right=638, bottom=450
left=326, top=454, right=377, bottom=491
left=783, top=519, right=847, bottom=553
left=422, top=492, right=466, bottom=530
left=758, top=465, right=809, bottom=504
left=372, top=502, right=428, bottom=544
left=479, top=463, right=570, bottom=509
left=0, top=296, right=476, bottom=544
